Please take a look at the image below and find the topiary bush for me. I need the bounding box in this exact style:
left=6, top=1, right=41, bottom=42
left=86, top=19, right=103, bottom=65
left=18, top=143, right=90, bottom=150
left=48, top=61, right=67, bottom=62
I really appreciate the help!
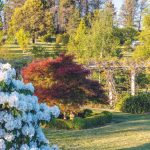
left=116, top=93, right=150, bottom=114
left=0, top=63, right=60, bottom=149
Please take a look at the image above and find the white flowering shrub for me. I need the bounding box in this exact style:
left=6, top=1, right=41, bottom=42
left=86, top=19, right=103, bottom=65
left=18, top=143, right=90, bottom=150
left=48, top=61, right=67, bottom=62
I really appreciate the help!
left=0, top=63, right=60, bottom=150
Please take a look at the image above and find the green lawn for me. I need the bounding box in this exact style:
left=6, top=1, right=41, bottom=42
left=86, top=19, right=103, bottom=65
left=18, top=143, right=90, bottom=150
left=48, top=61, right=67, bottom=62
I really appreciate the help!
left=45, top=111, right=150, bottom=150
left=0, top=42, right=66, bottom=59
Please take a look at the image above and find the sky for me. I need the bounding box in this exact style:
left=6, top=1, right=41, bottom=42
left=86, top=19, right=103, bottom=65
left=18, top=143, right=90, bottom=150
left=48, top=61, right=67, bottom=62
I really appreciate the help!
left=112, top=0, right=124, bottom=12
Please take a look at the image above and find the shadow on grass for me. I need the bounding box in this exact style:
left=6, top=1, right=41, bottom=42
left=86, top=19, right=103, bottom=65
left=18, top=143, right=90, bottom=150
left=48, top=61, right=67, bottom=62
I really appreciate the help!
left=112, top=112, right=150, bottom=123
left=120, top=143, right=150, bottom=150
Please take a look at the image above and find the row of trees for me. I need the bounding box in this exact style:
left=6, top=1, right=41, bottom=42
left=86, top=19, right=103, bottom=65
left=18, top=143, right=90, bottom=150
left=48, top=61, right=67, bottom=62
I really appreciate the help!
left=1, top=0, right=149, bottom=38
left=120, top=0, right=149, bottom=30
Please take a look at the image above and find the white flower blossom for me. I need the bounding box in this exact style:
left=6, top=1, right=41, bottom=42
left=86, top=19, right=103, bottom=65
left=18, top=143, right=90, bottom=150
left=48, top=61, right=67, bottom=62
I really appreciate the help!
left=0, top=139, right=6, bottom=150
left=0, top=63, right=60, bottom=149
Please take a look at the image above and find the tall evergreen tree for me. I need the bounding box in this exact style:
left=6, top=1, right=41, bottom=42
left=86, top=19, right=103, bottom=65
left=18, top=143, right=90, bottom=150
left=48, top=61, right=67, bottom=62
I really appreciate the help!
left=133, top=13, right=150, bottom=59
left=58, top=0, right=80, bottom=33
left=136, top=0, right=149, bottom=31
left=3, top=0, right=26, bottom=30
left=120, top=0, right=138, bottom=27
left=9, top=0, right=54, bottom=43
left=0, top=0, right=3, bottom=30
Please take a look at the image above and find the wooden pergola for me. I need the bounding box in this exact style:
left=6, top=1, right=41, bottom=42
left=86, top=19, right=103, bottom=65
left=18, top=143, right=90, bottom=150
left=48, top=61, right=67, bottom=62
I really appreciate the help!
left=87, top=60, right=150, bottom=106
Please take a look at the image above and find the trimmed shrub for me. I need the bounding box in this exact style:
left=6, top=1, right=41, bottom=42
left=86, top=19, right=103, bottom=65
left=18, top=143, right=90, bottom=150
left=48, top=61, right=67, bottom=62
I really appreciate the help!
left=78, top=109, right=93, bottom=118
left=73, top=111, right=112, bottom=129
left=49, top=119, right=72, bottom=130
left=116, top=93, right=150, bottom=114
left=49, top=111, right=112, bottom=130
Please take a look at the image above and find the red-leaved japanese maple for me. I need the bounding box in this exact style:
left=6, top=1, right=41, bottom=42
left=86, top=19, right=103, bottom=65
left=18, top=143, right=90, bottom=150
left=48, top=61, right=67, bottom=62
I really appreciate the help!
left=22, top=54, right=107, bottom=112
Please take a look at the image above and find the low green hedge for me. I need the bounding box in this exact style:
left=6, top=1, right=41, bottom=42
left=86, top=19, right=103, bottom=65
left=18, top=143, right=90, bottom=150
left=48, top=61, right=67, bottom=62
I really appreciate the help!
left=49, top=111, right=112, bottom=130
left=116, top=93, right=150, bottom=114
left=78, top=109, right=93, bottom=118
left=49, top=119, right=73, bottom=130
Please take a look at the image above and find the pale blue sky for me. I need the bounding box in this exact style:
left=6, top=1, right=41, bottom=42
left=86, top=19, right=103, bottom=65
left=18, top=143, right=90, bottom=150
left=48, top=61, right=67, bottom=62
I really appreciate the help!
left=113, top=0, right=124, bottom=11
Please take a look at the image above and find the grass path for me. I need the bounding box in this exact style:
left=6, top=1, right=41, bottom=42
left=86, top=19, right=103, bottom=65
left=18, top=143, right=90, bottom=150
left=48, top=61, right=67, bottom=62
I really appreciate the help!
left=45, top=112, right=150, bottom=150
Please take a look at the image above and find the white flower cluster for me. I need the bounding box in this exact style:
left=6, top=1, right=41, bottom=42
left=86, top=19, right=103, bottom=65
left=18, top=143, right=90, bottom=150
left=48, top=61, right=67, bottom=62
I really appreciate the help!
left=0, top=63, right=60, bottom=150
left=0, top=63, right=16, bottom=85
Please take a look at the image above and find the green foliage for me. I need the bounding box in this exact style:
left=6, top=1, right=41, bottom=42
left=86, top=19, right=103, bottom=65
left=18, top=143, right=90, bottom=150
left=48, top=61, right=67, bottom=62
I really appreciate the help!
left=48, top=111, right=112, bottom=130
left=73, top=111, right=112, bottom=129
left=0, top=1, right=3, bottom=29
left=0, top=30, right=4, bottom=45
left=111, top=49, right=123, bottom=58
left=115, top=94, right=130, bottom=111
left=29, top=46, right=49, bottom=58
left=5, top=35, right=15, bottom=44
left=62, top=33, right=69, bottom=45
left=15, top=29, right=30, bottom=51
left=133, top=14, right=150, bottom=60
left=116, top=93, right=150, bottom=114
left=87, top=10, right=119, bottom=60
left=67, top=19, right=88, bottom=63
left=136, top=73, right=150, bottom=89
left=68, top=10, right=119, bottom=63
left=114, top=70, right=130, bottom=93
left=49, top=118, right=73, bottom=130
left=56, top=33, right=70, bottom=45
left=42, top=33, right=52, bottom=42
left=113, top=27, right=138, bottom=45
left=56, top=34, right=63, bottom=44
left=58, top=0, right=80, bottom=33
left=143, top=14, right=150, bottom=29
left=9, top=0, right=54, bottom=42
left=78, top=109, right=93, bottom=118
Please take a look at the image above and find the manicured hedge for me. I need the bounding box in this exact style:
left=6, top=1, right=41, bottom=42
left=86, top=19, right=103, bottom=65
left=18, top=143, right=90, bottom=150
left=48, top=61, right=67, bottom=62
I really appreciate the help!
left=49, top=119, right=73, bottom=130
left=116, top=93, right=150, bottom=114
left=49, top=111, right=112, bottom=130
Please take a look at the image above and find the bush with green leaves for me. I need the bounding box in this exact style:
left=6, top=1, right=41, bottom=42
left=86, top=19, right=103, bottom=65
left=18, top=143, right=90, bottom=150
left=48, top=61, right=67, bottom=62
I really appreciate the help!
left=42, top=33, right=53, bottom=43
left=62, top=33, right=69, bottom=45
left=116, top=93, right=150, bottom=114
left=49, top=111, right=112, bottom=130
left=49, top=119, right=73, bottom=130
left=73, top=111, right=112, bottom=129
left=78, top=109, right=93, bottom=118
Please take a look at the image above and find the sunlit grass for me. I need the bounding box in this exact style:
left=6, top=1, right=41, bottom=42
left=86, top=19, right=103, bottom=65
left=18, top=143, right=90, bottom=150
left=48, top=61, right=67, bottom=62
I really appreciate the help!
left=45, top=112, right=150, bottom=150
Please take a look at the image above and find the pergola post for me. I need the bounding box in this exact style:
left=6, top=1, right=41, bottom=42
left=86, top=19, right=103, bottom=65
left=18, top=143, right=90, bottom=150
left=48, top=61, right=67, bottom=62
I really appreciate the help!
left=131, top=69, right=136, bottom=96
left=107, top=69, right=116, bottom=106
